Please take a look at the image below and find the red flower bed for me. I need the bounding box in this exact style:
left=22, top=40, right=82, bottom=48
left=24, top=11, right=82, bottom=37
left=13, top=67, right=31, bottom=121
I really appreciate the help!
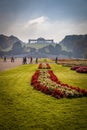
left=48, top=70, right=87, bottom=97
left=71, top=66, right=81, bottom=70
left=31, top=65, right=87, bottom=99
left=71, top=66, right=87, bottom=73
left=76, top=66, right=87, bottom=73
left=38, top=63, right=51, bottom=69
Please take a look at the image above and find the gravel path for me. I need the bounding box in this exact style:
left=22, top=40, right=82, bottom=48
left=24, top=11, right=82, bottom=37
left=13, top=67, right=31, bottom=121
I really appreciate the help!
left=0, top=58, right=23, bottom=72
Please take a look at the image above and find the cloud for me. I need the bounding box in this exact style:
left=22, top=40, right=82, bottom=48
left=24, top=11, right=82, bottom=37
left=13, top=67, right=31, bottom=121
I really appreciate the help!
left=28, top=16, right=48, bottom=25
left=3, top=16, right=87, bottom=43
left=22, top=16, right=87, bottom=42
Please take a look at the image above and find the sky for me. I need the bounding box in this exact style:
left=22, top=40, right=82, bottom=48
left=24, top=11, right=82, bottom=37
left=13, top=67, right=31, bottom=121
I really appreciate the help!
left=0, top=0, right=87, bottom=43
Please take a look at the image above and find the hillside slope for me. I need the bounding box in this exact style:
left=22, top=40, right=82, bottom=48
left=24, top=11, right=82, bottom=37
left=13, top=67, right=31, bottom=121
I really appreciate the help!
left=0, top=34, right=20, bottom=49
left=59, top=34, right=87, bottom=58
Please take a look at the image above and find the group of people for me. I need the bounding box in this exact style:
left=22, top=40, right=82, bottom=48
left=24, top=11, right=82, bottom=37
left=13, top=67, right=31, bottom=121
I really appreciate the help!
left=3, top=56, right=58, bottom=64
left=22, top=57, right=38, bottom=64
left=3, top=56, right=38, bottom=64
left=3, top=56, right=15, bottom=62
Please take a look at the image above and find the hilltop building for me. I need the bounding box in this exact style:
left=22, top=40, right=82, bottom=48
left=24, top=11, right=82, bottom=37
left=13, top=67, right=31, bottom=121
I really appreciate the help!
left=29, top=37, right=54, bottom=44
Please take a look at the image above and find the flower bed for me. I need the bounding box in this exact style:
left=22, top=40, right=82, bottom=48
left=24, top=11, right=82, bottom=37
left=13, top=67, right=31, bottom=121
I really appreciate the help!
left=31, top=65, right=87, bottom=99
left=38, top=63, right=51, bottom=69
left=71, top=66, right=87, bottom=73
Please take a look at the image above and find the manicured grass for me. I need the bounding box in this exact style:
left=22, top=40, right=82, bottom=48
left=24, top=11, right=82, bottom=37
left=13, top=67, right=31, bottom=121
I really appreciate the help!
left=51, top=64, right=87, bottom=89
left=27, top=43, right=55, bottom=49
left=0, top=64, right=87, bottom=130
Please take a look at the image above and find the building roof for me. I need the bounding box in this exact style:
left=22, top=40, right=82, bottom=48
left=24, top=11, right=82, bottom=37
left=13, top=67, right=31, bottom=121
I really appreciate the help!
left=37, top=37, right=45, bottom=41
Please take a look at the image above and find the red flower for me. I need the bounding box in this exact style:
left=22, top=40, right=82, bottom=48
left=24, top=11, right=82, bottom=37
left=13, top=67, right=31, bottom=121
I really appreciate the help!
left=31, top=64, right=87, bottom=99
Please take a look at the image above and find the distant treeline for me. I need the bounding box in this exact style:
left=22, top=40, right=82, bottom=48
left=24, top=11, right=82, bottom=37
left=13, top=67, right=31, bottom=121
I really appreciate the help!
left=0, top=34, right=87, bottom=58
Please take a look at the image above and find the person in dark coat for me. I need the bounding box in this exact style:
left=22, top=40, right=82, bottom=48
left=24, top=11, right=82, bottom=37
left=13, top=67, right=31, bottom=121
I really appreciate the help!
left=55, top=57, right=58, bottom=64
left=11, top=57, right=14, bottom=62
left=36, top=57, right=38, bottom=64
left=4, top=56, right=7, bottom=62
left=23, top=57, right=27, bottom=64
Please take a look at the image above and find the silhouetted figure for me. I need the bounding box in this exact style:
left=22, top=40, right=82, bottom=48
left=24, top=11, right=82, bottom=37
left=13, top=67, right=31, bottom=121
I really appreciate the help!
left=30, top=57, right=33, bottom=64
left=23, top=57, right=27, bottom=64
left=1, top=56, right=3, bottom=59
left=36, top=57, right=38, bottom=64
left=4, top=56, right=7, bottom=62
left=55, top=57, right=58, bottom=64
left=11, top=57, right=14, bottom=62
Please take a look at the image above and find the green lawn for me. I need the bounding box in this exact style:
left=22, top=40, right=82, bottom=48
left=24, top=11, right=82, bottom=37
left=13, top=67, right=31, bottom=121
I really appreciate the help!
left=0, top=64, right=87, bottom=130
left=27, top=43, right=55, bottom=49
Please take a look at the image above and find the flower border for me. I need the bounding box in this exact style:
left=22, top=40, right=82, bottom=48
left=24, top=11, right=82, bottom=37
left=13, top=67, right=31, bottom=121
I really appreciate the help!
left=31, top=63, right=87, bottom=99
left=38, top=63, right=51, bottom=69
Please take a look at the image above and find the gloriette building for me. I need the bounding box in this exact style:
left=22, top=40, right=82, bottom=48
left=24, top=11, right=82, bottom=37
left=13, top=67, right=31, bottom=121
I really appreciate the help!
left=29, top=37, right=54, bottom=44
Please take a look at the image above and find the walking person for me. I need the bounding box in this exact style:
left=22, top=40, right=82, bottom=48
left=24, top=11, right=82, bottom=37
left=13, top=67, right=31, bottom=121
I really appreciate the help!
left=4, top=56, right=7, bottom=62
left=23, top=57, right=27, bottom=64
left=36, top=57, right=38, bottom=64
left=11, top=57, right=14, bottom=62
left=55, top=57, right=58, bottom=64
left=30, top=57, right=33, bottom=64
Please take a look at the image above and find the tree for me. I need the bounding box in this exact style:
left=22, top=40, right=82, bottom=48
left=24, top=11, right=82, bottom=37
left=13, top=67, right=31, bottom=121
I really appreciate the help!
left=12, top=41, right=24, bottom=54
